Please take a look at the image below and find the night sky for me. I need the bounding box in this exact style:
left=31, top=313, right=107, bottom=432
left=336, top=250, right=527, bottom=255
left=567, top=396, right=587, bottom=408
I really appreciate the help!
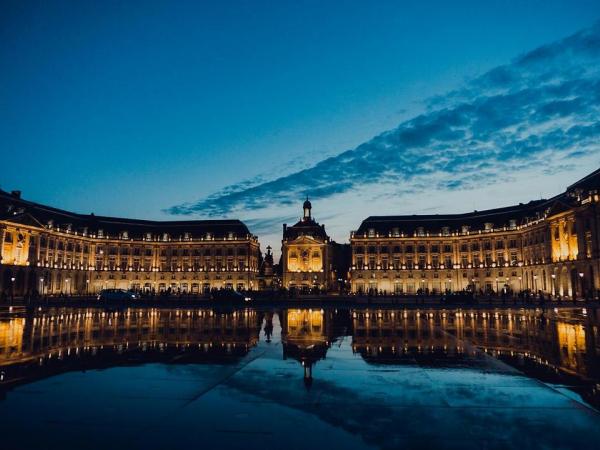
left=1, top=0, right=599, bottom=254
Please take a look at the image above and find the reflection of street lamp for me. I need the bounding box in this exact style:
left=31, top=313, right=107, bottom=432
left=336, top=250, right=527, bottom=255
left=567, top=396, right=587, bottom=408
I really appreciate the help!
left=551, top=273, right=557, bottom=296
left=495, top=277, right=499, bottom=293
left=579, top=272, right=584, bottom=299
left=40, top=277, right=44, bottom=296
left=66, top=278, right=71, bottom=295
left=533, top=274, right=538, bottom=292
left=86, top=279, right=90, bottom=296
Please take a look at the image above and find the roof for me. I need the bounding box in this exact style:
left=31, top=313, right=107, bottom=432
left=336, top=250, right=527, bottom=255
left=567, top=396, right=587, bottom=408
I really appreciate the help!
left=567, top=167, right=600, bottom=193
left=0, top=190, right=253, bottom=240
left=355, top=167, right=600, bottom=237
left=356, top=199, right=554, bottom=236
left=283, top=217, right=329, bottom=240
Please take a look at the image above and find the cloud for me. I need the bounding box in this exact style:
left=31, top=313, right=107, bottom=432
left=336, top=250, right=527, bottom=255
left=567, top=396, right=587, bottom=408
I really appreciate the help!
left=167, top=22, right=600, bottom=229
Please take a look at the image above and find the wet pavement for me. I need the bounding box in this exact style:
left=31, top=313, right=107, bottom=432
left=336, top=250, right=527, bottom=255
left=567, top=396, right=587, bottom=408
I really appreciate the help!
left=1, top=306, right=600, bottom=449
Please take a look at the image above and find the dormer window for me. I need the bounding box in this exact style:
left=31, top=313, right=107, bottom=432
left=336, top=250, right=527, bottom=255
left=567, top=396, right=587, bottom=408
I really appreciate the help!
left=184, top=232, right=191, bottom=241
left=145, top=232, right=152, bottom=241
left=392, top=227, right=400, bottom=237
left=417, top=227, right=425, bottom=237
left=121, top=231, right=128, bottom=240
left=66, top=223, right=72, bottom=232
left=47, top=220, right=54, bottom=229
left=368, top=228, right=375, bottom=238
left=206, top=232, right=212, bottom=240
left=162, top=233, right=169, bottom=242
left=461, top=225, right=470, bottom=234
left=509, top=219, right=517, bottom=230
left=98, top=229, right=104, bottom=238
left=227, top=232, right=234, bottom=240
left=484, top=222, right=493, bottom=231
left=442, top=227, right=450, bottom=236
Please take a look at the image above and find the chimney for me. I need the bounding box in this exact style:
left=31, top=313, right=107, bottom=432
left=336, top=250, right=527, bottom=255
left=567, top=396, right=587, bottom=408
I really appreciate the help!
left=10, top=190, right=21, bottom=199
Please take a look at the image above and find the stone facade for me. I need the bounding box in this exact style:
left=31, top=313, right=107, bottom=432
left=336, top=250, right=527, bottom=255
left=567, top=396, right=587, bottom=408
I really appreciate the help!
left=281, top=199, right=333, bottom=291
left=0, top=190, right=260, bottom=297
left=349, top=169, right=600, bottom=299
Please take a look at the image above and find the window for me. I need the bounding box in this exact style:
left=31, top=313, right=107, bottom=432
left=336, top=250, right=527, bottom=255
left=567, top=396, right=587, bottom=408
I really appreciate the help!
left=497, top=253, right=505, bottom=266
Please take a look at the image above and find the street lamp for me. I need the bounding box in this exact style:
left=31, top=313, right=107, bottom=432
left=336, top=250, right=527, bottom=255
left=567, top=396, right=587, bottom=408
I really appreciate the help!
left=10, top=277, right=15, bottom=301
left=39, top=277, right=44, bottom=296
left=551, top=273, right=557, bottom=296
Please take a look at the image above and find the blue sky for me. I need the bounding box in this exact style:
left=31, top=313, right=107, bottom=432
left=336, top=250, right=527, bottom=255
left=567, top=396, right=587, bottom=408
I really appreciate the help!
left=1, top=1, right=599, bottom=254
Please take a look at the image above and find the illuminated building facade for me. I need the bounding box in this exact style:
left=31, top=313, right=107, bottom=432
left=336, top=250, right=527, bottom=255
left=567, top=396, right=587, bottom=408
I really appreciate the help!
left=281, top=199, right=334, bottom=291
left=350, top=169, right=600, bottom=298
left=0, top=190, right=261, bottom=297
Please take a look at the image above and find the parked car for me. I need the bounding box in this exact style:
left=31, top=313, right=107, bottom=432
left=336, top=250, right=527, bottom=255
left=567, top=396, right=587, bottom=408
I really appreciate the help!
left=97, top=289, right=140, bottom=301
left=440, top=291, right=476, bottom=305
left=210, top=290, right=252, bottom=303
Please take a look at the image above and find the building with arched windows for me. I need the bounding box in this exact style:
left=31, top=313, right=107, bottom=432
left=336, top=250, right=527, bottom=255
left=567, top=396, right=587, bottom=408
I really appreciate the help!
left=0, top=190, right=261, bottom=297
left=350, top=169, right=600, bottom=299
left=281, top=199, right=334, bottom=292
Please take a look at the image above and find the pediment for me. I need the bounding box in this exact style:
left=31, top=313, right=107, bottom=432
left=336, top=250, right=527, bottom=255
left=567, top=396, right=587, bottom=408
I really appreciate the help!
left=2, top=212, right=45, bottom=229
left=545, top=199, right=573, bottom=219
left=287, top=234, right=324, bottom=245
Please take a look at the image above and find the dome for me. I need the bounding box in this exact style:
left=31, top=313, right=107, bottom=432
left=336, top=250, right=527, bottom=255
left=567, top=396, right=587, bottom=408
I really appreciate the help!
left=303, top=198, right=312, bottom=210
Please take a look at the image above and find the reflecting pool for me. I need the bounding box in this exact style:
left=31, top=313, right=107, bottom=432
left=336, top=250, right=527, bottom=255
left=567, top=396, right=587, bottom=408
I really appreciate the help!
left=1, top=306, right=600, bottom=449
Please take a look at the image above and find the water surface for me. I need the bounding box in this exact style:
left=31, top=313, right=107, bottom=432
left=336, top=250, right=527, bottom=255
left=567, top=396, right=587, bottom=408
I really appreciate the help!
left=1, top=306, right=599, bottom=449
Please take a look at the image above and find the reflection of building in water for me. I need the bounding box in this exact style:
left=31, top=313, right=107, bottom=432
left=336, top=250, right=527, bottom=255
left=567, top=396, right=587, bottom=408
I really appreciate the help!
left=0, top=308, right=262, bottom=387
left=351, top=308, right=600, bottom=380
left=281, top=309, right=331, bottom=387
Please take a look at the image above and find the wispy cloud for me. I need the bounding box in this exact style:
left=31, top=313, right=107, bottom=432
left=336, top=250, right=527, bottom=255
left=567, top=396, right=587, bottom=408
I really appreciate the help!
left=167, top=23, right=600, bottom=231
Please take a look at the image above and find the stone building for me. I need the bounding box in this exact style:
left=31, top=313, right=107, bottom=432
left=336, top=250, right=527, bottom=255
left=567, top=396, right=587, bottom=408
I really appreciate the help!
left=0, top=190, right=260, bottom=297
left=281, top=199, right=333, bottom=292
left=349, top=169, right=600, bottom=299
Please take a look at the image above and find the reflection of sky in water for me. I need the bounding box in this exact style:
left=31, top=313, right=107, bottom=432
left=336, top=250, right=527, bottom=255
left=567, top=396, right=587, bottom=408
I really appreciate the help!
left=0, top=307, right=599, bottom=449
